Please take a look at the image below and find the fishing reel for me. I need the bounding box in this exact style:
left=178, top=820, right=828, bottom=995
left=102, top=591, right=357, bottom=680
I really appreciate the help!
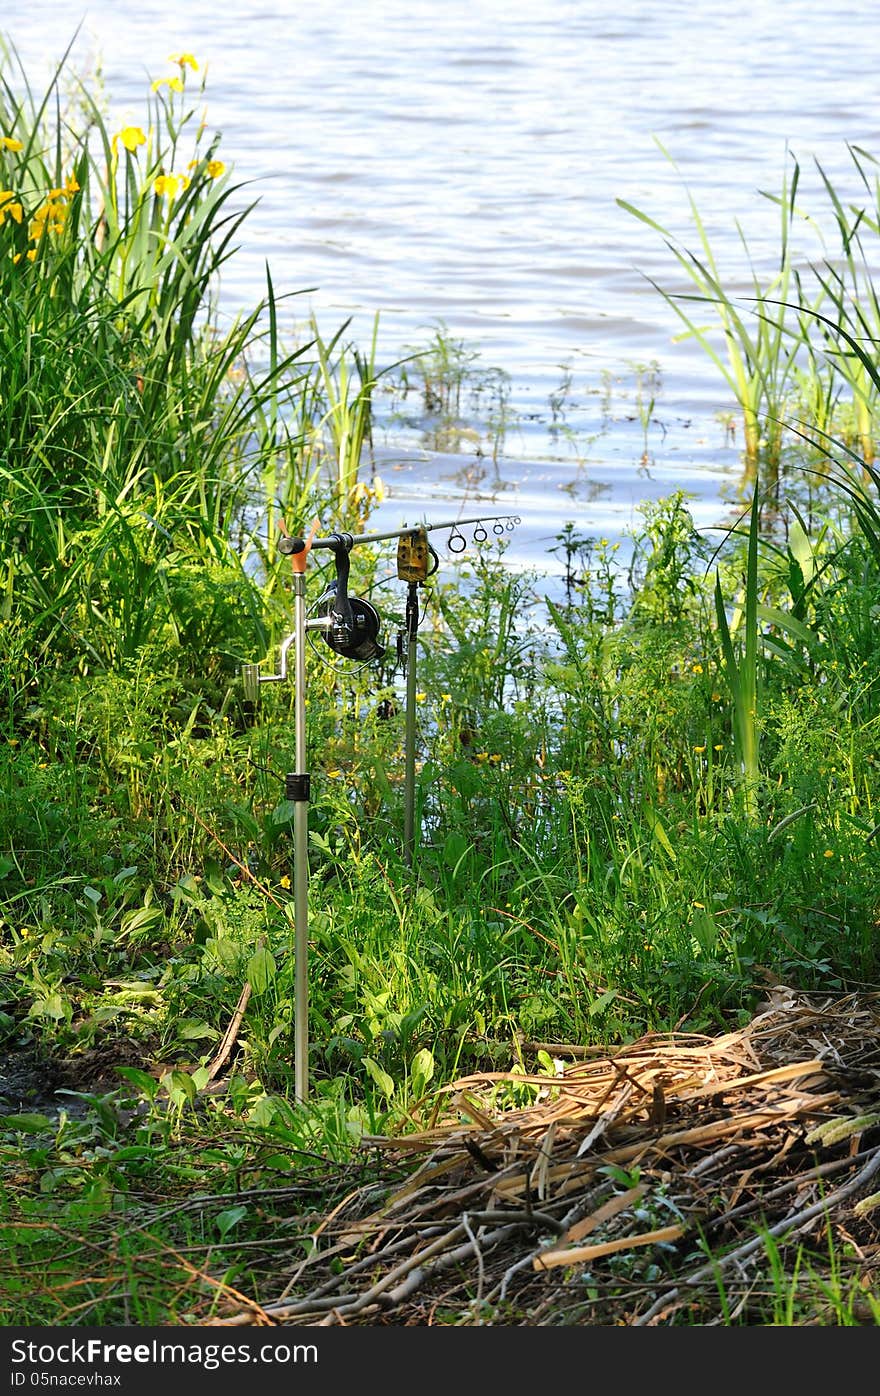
left=313, top=533, right=385, bottom=663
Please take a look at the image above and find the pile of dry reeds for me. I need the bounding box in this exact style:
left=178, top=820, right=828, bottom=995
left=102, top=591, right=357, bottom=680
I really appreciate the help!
left=213, top=987, right=880, bottom=1326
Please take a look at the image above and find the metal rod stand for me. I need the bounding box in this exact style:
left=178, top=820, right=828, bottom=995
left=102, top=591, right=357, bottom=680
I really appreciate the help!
left=403, top=581, right=419, bottom=867
left=291, top=571, right=309, bottom=1104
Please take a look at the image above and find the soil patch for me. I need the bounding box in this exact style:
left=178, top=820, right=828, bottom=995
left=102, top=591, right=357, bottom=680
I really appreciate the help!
left=0, top=1041, right=147, bottom=1118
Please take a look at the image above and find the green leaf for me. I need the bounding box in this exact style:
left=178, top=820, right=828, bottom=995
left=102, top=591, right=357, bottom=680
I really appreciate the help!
left=588, top=988, right=619, bottom=1018
left=27, top=994, right=69, bottom=1022
left=247, top=946, right=277, bottom=994
left=115, top=1066, right=159, bottom=1099
left=691, top=907, right=718, bottom=951
left=178, top=1018, right=217, bottom=1041
left=215, top=1205, right=247, bottom=1239
left=442, top=831, right=471, bottom=870
left=788, top=514, right=815, bottom=584
left=167, top=1070, right=197, bottom=1106
left=203, top=860, right=227, bottom=895
left=410, top=1047, right=435, bottom=1098
left=642, top=804, right=677, bottom=862
left=362, top=1055, right=395, bottom=1100
left=756, top=604, right=817, bottom=651
left=1, top=1113, right=55, bottom=1134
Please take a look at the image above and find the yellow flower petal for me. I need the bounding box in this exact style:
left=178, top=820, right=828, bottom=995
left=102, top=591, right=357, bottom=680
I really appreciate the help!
left=168, top=52, right=199, bottom=70
left=116, top=126, right=147, bottom=153
left=154, top=173, right=181, bottom=199
left=1, top=136, right=23, bottom=151
left=206, top=160, right=225, bottom=178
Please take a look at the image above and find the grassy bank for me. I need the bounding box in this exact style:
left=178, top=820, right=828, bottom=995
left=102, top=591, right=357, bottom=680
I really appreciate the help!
left=1, top=45, right=879, bottom=1325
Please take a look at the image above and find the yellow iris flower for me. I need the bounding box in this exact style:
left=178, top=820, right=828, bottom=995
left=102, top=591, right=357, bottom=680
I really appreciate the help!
left=1, top=136, right=23, bottom=151
left=113, top=126, right=147, bottom=155
left=154, top=174, right=180, bottom=199
left=151, top=76, right=184, bottom=94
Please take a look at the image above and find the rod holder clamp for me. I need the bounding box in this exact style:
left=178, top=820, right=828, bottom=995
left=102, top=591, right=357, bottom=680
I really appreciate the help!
left=286, top=772, right=311, bottom=802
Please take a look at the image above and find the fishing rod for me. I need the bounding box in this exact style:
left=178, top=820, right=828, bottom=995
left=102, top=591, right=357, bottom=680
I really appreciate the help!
left=241, top=510, right=521, bottom=1103
left=280, top=515, right=521, bottom=554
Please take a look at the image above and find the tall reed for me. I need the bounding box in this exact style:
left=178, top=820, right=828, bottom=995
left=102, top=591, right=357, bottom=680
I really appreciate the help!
left=0, top=41, right=321, bottom=677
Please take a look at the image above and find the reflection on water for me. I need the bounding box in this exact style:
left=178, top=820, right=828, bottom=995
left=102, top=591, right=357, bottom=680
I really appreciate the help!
left=6, top=0, right=879, bottom=575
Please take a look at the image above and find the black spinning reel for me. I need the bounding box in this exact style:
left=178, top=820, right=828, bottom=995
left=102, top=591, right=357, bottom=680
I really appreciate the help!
left=311, top=532, right=385, bottom=663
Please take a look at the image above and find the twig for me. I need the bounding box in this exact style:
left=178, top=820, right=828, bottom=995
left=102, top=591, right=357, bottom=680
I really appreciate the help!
left=632, top=1144, right=880, bottom=1325
left=205, top=982, right=252, bottom=1083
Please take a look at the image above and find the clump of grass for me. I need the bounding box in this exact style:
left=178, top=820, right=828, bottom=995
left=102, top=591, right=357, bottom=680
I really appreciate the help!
left=618, top=140, right=822, bottom=479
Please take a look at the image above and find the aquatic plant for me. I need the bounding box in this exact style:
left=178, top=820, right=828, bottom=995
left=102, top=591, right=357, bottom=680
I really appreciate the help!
left=618, top=141, right=823, bottom=480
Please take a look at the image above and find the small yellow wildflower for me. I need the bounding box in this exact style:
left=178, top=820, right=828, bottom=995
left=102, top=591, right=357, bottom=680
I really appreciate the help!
left=370, top=473, right=385, bottom=502
left=154, top=173, right=181, bottom=199
left=113, top=126, right=147, bottom=155
left=823, top=849, right=834, bottom=858
left=693, top=745, right=706, bottom=754
left=65, top=174, right=81, bottom=194
left=692, top=663, right=703, bottom=674
left=711, top=691, right=722, bottom=702
left=693, top=901, right=705, bottom=909
left=151, top=75, right=185, bottom=94
left=206, top=159, right=226, bottom=179
left=326, top=769, right=342, bottom=779
left=279, top=875, right=291, bottom=889
left=415, top=692, right=427, bottom=703
left=713, top=743, right=723, bottom=752
left=440, top=693, right=452, bottom=703
left=0, top=200, right=22, bottom=225
left=169, top=52, right=199, bottom=69
left=0, top=136, right=23, bottom=151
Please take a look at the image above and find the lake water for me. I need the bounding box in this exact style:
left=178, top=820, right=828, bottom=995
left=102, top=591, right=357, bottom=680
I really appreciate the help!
left=8, top=1, right=880, bottom=586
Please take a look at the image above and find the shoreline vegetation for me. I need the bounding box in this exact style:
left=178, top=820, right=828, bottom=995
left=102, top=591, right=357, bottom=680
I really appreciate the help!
left=1, top=45, right=879, bottom=1326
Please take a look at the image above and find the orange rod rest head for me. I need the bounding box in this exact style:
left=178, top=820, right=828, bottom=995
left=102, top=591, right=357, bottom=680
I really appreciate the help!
left=291, top=518, right=320, bottom=573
